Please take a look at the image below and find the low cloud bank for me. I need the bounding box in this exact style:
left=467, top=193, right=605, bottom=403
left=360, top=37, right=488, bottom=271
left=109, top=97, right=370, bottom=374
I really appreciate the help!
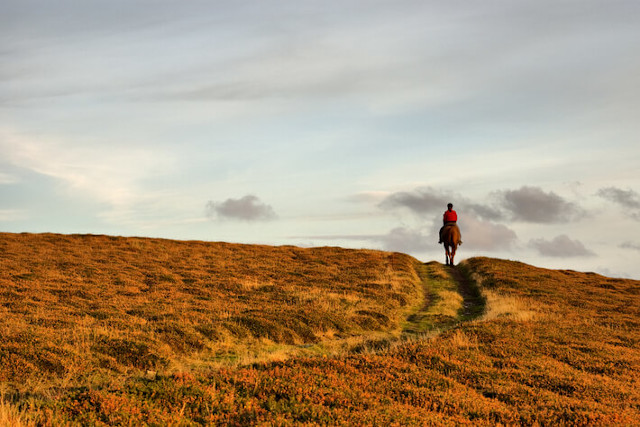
left=529, top=234, right=595, bottom=257
left=378, top=227, right=432, bottom=253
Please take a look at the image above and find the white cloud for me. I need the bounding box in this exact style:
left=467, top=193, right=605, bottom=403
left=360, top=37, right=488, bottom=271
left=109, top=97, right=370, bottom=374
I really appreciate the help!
left=0, top=172, right=19, bottom=184
left=346, top=191, right=390, bottom=204
left=378, top=227, right=431, bottom=253
left=0, top=209, right=27, bottom=221
left=0, top=128, right=174, bottom=224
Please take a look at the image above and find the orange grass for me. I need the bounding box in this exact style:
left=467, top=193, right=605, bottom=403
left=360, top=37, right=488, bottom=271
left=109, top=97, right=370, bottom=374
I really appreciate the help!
left=0, top=233, right=420, bottom=382
left=1, top=233, right=639, bottom=425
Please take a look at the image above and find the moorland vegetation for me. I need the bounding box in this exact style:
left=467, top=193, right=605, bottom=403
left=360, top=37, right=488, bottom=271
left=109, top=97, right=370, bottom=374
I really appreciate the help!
left=0, top=232, right=638, bottom=425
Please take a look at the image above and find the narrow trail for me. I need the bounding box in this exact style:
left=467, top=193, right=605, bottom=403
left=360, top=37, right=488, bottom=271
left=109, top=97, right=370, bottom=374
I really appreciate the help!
left=220, top=261, right=486, bottom=363
left=446, top=264, right=485, bottom=321
left=401, top=261, right=485, bottom=337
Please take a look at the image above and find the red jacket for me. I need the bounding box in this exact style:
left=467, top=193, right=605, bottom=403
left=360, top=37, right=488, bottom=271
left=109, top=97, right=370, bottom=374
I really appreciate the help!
left=443, top=209, right=457, bottom=223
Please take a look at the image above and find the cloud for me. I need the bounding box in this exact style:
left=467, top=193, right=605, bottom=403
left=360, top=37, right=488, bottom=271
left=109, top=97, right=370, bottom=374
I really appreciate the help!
left=379, top=187, right=450, bottom=214
left=0, top=128, right=174, bottom=224
left=465, top=202, right=505, bottom=221
left=620, top=241, right=640, bottom=252
left=297, top=227, right=432, bottom=254
left=378, top=227, right=431, bottom=253
left=304, top=212, right=518, bottom=254
left=0, top=209, right=27, bottom=221
left=458, top=214, right=518, bottom=251
left=346, top=191, right=390, bottom=204
left=597, top=187, right=640, bottom=220
left=205, top=195, right=276, bottom=221
left=497, top=186, right=583, bottom=223
left=376, top=186, right=517, bottom=251
left=0, top=171, right=19, bottom=184
left=378, top=187, right=505, bottom=222
left=299, top=228, right=429, bottom=252
left=529, top=234, right=595, bottom=257
left=597, top=187, right=640, bottom=208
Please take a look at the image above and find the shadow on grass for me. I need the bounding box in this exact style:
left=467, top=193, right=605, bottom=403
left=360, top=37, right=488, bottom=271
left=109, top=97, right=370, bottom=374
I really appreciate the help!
left=448, top=263, right=486, bottom=321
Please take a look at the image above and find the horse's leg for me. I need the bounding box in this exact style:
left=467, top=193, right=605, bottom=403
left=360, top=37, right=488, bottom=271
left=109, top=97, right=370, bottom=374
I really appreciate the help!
left=444, top=245, right=450, bottom=265
left=450, top=245, right=456, bottom=266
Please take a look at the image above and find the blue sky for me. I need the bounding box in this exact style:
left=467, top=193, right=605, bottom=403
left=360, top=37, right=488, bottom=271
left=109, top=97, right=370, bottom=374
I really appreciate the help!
left=2, top=1, right=639, bottom=278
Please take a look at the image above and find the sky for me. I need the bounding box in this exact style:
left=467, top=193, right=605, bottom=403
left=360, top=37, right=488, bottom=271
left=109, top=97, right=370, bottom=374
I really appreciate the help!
left=1, top=0, right=639, bottom=278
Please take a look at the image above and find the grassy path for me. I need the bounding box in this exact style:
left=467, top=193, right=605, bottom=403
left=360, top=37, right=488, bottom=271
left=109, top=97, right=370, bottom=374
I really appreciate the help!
left=448, top=263, right=485, bottom=320
left=92, top=258, right=483, bottom=367
left=402, top=261, right=485, bottom=336
left=230, top=260, right=485, bottom=361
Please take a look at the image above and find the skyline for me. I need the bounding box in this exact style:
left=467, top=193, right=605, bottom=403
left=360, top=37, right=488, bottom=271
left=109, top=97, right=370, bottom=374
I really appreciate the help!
left=1, top=1, right=639, bottom=278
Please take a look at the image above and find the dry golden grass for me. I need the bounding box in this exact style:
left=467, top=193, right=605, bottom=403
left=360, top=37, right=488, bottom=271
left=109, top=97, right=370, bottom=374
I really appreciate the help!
left=0, top=397, right=27, bottom=427
left=0, top=232, right=421, bottom=387
left=480, top=289, right=542, bottom=322
left=1, top=233, right=639, bottom=425
left=449, top=329, right=479, bottom=349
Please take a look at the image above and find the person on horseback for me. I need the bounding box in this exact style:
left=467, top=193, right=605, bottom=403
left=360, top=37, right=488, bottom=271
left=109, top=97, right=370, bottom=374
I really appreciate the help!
left=438, top=203, right=460, bottom=244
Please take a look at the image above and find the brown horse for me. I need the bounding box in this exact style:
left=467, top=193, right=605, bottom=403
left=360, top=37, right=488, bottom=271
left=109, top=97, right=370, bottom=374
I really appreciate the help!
left=441, top=224, right=461, bottom=266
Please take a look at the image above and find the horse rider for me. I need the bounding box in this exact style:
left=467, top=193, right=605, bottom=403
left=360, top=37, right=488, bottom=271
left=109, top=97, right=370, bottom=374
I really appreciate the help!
left=438, top=203, right=461, bottom=244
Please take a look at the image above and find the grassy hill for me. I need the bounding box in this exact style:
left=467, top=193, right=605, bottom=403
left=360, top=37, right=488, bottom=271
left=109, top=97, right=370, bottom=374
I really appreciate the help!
left=1, top=232, right=639, bottom=425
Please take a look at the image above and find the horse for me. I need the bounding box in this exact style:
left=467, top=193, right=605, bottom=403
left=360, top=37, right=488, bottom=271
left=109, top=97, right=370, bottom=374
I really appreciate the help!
left=441, top=224, right=461, bottom=266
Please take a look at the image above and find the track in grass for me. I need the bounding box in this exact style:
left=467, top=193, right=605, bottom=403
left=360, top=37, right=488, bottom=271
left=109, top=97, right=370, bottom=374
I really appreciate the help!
left=402, top=261, right=485, bottom=337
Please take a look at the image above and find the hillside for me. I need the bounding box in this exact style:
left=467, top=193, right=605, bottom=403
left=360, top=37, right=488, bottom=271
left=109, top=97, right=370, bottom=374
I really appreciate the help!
left=0, top=232, right=421, bottom=376
left=1, top=233, right=639, bottom=425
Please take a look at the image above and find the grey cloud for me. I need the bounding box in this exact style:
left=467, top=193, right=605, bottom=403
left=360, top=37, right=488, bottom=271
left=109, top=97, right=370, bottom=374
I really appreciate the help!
left=205, top=195, right=276, bottom=221
left=529, top=235, right=595, bottom=257
left=597, top=187, right=640, bottom=221
left=498, top=186, right=583, bottom=223
left=303, top=215, right=518, bottom=253
left=598, top=187, right=640, bottom=208
left=597, top=187, right=640, bottom=208
left=620, top=241, right=640, bottom=251
left=377, top=187, right=517, bottom=251
left=379, top=187, right=505, bottom=222
left=379, top=187, right=450, bottom=215
left=465, top=203, right=505, bottom=221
